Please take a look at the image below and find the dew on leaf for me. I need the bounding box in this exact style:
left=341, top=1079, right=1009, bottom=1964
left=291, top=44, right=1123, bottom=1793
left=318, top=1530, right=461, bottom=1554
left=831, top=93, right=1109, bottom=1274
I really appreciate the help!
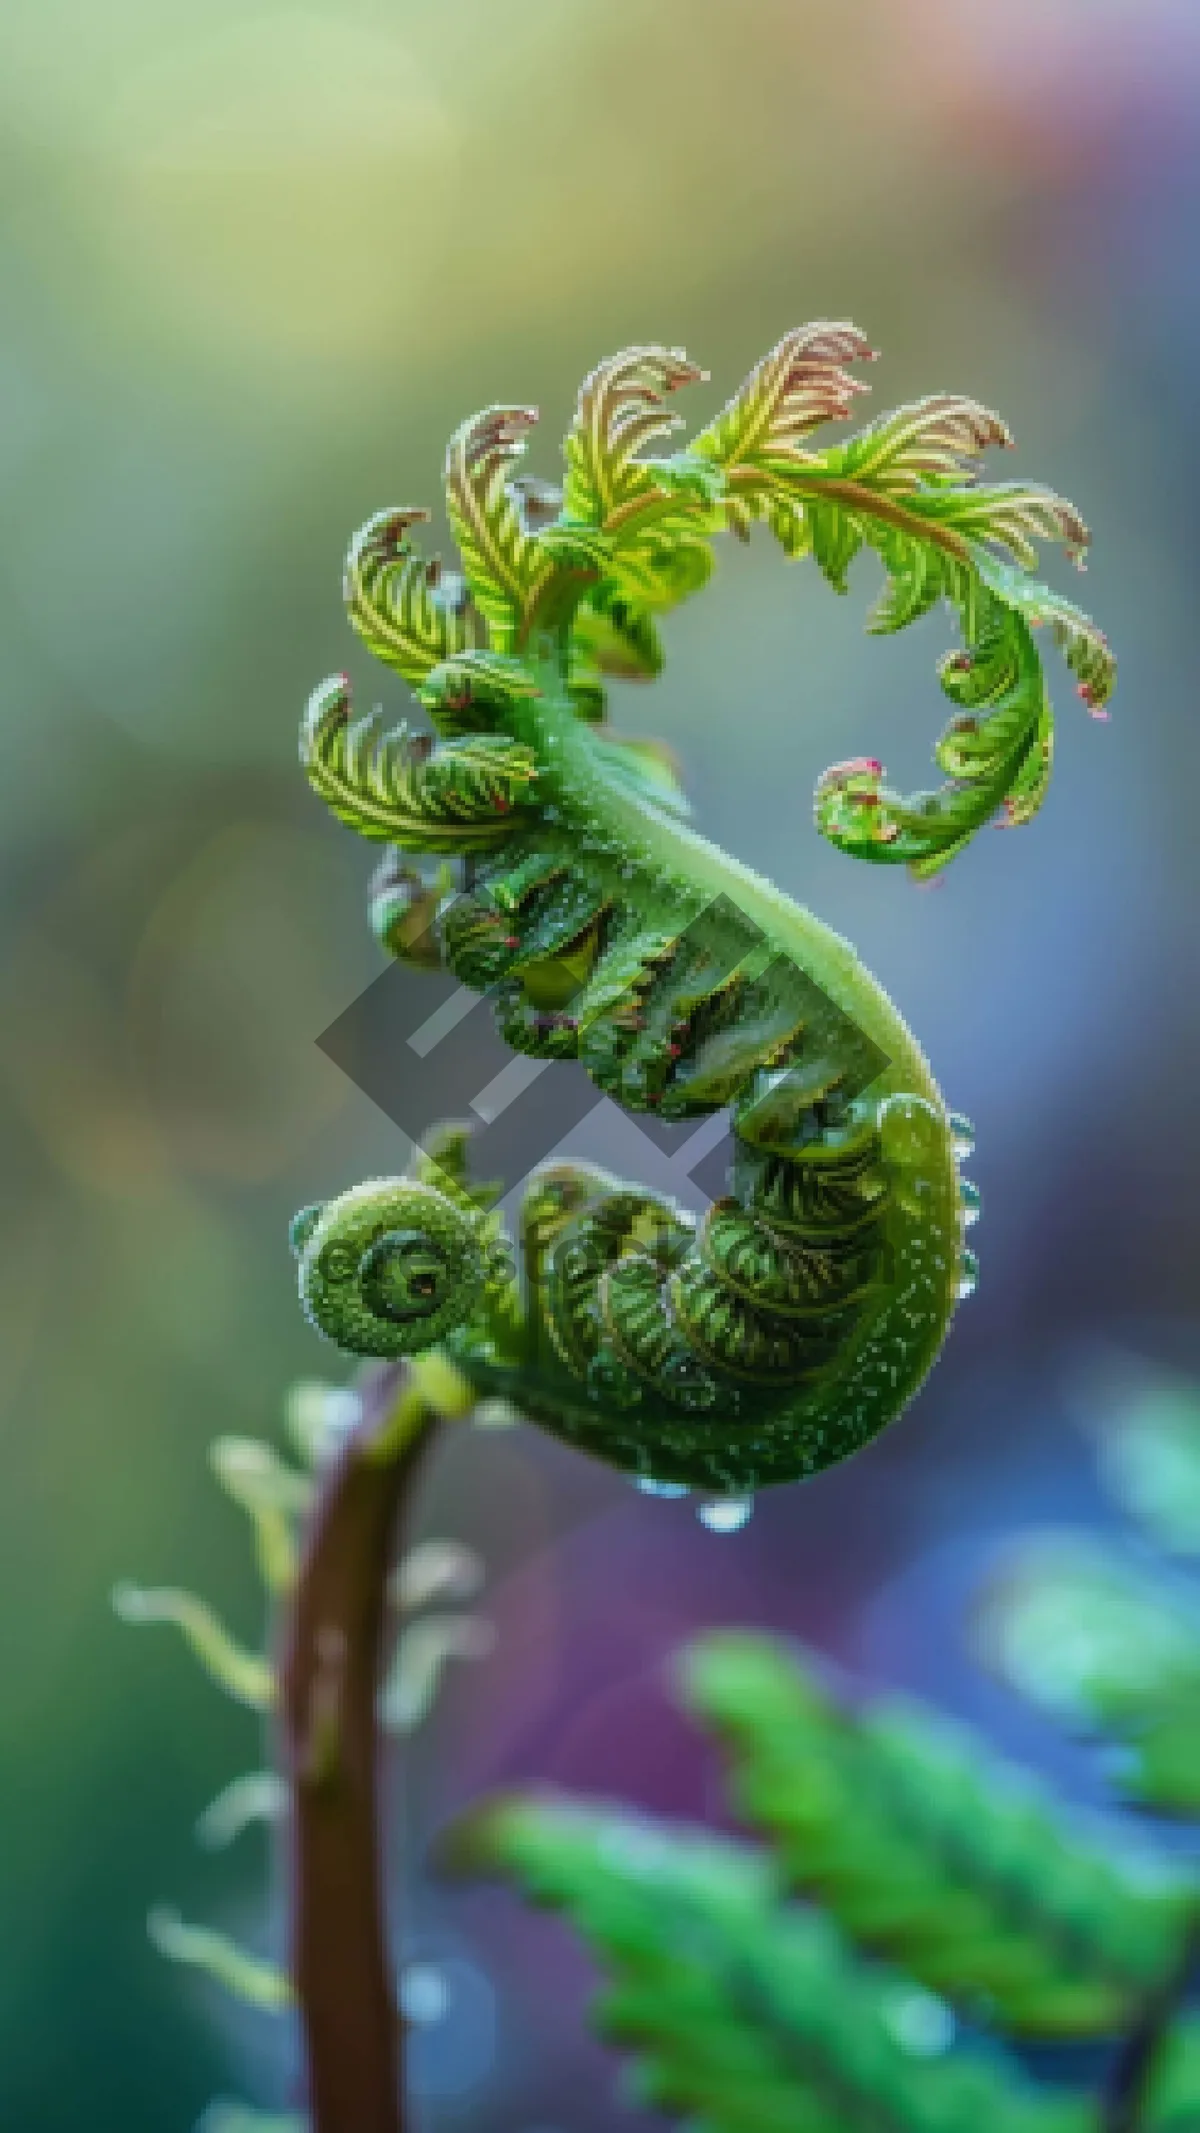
left=697, top=1495, right=755, bottom=1533
left=948, top=1111, right=976, bottom=1159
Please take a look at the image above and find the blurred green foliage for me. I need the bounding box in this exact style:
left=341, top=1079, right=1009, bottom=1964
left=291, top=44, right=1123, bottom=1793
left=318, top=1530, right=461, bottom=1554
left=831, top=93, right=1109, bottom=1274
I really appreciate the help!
left=979, top=1544, right=1200, bottom=1815
left=453, top=1378, right=1200, bottom=2133
left=455, top=1792, right=1096, bottom=2133
left=1091, top=1383, right=1200, bottom=1559
left=679, top=1635, right=1190, bottom=2034
left=978, top=1378, right=1200, bottom=1817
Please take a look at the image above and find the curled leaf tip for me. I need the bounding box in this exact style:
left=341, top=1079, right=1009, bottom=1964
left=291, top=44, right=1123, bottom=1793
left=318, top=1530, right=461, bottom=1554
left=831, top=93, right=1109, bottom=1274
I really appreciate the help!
left=379, top=1612, right=497, bottom=1734
left=113, top=1583, right=273, bottom=1709
left=391, top=1537, right=485, bottom=1612
left=148, top=1908, right=293, bottom=2011
left=195, top=1771, right=288, bottom=1852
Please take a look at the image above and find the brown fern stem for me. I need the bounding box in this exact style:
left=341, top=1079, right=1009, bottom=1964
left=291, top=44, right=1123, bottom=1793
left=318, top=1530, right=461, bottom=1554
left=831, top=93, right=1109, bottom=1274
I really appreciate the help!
left=276, top=1358, right=446, bottom=2133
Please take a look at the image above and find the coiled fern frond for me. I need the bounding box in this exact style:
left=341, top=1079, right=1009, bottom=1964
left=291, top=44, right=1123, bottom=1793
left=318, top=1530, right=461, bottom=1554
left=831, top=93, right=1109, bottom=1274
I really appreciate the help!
left=345, top=323, right=1112, bottom=878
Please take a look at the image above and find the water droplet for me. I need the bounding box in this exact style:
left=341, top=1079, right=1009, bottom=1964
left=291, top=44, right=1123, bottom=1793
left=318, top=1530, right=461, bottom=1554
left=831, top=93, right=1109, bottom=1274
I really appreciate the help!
left=635, top=1477, right=690, bottom=1499
left=956, top=1249, right=979, bottom=1300
left=948, top=1110, right=975, bottom=1158
left=885, top=1986, right=955, bottom=2057
left=472, top=1398, right=520, bottom=1430
left=958, top=1179, right=982, bottom=1226
left=697, top=1495, right=755, bottom=1533
left=400, top=1962, right=450, bottom=2027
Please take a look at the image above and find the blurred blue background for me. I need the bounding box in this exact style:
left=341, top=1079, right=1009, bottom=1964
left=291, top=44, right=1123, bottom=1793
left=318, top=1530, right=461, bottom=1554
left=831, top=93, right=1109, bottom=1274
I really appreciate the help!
left=1, top=0, right=1199, bottom=2125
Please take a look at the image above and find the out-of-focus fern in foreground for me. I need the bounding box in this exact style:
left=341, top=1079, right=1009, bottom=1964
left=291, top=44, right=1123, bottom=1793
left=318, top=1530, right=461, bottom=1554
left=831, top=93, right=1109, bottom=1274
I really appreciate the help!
left=120, top=1364, right=1200, bottom=2129
left=452, top=1369, right=1200, bottom=2133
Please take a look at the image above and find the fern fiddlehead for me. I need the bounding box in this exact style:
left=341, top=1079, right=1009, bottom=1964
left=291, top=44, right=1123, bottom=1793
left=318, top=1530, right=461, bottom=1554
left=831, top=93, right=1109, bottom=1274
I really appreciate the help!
left=295, top=325, right=1114, bottom=1491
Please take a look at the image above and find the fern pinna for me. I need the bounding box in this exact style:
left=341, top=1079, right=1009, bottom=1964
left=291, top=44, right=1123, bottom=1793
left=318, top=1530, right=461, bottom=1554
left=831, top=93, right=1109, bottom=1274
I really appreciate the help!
left=453, top=1629, right=1199, bottom=2133
left=294, top=325, right=1114, bottom=1490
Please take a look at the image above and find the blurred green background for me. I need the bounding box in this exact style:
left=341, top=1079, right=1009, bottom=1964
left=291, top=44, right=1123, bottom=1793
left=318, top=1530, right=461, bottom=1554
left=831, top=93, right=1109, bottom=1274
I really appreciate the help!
left=2, top=1, right=1199, bottom=2126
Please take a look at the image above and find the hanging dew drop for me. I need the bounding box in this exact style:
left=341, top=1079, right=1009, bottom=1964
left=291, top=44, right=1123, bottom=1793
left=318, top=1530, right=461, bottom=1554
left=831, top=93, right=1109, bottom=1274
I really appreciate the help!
left=956, top=1249, right=979, bottom=1300
left=948, top=1111, right=976, bottom=1159
left=958, top=1179, right=982, bottom=1226
left=697, top=1495, right=755, bottom=1533
left=635, top=1477, right=690, bottom=1499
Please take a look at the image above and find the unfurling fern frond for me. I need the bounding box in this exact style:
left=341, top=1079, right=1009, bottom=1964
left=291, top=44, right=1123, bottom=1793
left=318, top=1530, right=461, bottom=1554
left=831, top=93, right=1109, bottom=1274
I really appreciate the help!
left=555, top=572, right=671, bottom=726
left=689, top=318, right=879, bottom=546
left=680, top=328, right=1111, bottom=874
left=449, top=1796, right=1093, bottom=2133
left=343, top=507, right=480, bottom=690
left=539, top=325, right=1112, bottom=874
left=331, top=326, right=1112, bottom=878
left=300, top=675, right=538, bottom=849
left=814, top=609, right=1056, bottom=877
left=443, top=406, right=562, bottom=651
left=569, top=579, right=664, bottom=700
left=562, top=346, right=715, bottom=532
left=557, top=346, right=721, bottom=616
left=680, top=1633, right=1194, bottom=2038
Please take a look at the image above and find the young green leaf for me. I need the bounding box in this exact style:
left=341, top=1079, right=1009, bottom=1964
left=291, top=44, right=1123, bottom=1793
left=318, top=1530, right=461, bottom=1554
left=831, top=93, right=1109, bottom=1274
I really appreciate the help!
left=679, top=1632, right=1195, bottom=2033
left=300, top=674, right=538, bottom=849
left=449, top=1793, right=1094, bottom=2133
left=343, top=507, right=480, bottom=688
left=572, top=581, right=664, bottom=681
left=687, top=326, right=1113, bottom=874
left=690, top=321, right=878, bottom=499
left=559, top=346, right=719, bottom=616
left=443, top=406, right=556, bottom=650
left=564, top=346, right=708, bottom=530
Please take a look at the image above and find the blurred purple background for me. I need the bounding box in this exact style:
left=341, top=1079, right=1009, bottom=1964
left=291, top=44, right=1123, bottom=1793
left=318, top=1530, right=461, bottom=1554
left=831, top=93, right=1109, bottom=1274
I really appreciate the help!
left=1, top=1, right=1198, bottom=2125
